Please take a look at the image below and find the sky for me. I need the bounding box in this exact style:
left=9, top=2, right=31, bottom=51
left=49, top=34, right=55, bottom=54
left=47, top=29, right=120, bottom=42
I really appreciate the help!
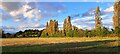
left=0, top=0, right=116, bottom=33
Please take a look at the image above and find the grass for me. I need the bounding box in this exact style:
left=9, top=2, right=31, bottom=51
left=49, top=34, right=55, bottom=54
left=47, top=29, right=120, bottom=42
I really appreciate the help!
left=1, top=37, right=119, bottom=52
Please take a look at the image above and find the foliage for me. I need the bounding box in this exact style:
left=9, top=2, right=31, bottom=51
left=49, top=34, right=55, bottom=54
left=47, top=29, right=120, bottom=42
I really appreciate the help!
left=101, top=27, right=110, bottom=36
left=41, top=30, right=48, bottom=37
left=2, top=29, right=42, bottom=38
left=114, top=26, right=120, bottom=34
left=113, top=1, right=120, bottom=29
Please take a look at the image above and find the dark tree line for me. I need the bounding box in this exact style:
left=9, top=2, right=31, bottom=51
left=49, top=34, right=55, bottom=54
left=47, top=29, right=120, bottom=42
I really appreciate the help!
left=1, top=26, right=120, bottom=38
left=1, top=29, right=43, bottom=38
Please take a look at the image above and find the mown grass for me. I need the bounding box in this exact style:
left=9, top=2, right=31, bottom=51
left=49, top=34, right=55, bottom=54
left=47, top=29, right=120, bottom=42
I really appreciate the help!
left=1, top=37, right=119, bottom=52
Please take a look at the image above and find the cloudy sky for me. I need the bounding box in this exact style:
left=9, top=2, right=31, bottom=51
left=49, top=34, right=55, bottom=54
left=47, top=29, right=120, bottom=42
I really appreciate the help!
left=1, top=0, right=116, bottom=33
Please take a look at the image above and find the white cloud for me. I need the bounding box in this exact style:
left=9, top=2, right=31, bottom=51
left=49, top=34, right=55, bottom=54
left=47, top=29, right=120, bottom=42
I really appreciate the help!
left=58, top=22, right=63, bottom=25
left=71, top=6, right=115, bottom=30
left=23, top=9, right=35, bottom=18
left=23, top=4, right=31, bottom=10
left=57, top=10, right=63, bottom=13
left=2, top=2, right=66, bottom=22
left=71, top=16, right=95, bottom=30
left=9, top=4, right=41, bottom=20
left=104, top=6, right=114, bottom=13
left=15, top=19, right=21, bottom=22
left=34, top=23, right=40, bottom=27
left=74, top=25, right=84, bottom=29
left=96, top=0, right=100, bottom=3
left=71, top=12, right=113, bottom=30
left=72, top=16, right=94, bottom=23
left=17, top=23, right=44, bottom=29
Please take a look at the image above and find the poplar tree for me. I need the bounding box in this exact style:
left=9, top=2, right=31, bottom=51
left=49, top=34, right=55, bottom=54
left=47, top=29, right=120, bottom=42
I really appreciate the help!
left=95, top=6, right=102, bottom=30
left=113, top=0, right=120, bottom=30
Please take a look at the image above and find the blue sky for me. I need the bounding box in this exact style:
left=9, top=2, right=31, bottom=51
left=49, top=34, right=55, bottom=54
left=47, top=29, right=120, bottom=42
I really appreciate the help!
left=0, top=1, right=116, bottom=33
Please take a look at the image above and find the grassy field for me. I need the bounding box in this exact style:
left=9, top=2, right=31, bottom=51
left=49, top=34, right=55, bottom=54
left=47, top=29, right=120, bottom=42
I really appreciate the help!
left=1, top=37, right=119, bottom=52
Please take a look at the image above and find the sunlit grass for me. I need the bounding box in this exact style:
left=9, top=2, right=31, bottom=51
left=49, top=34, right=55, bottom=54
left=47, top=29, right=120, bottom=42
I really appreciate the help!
left=1, top=37, right=119, bottom=52
left=1, top=37, right=118, bottom=46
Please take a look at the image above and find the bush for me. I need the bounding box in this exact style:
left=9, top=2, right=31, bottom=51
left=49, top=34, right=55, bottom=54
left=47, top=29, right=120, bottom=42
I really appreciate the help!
left=41, top=30, right=48, bottom=37
left=66, top=30, right=73, bottom=37
left=114, top=27, right=120, bottom=34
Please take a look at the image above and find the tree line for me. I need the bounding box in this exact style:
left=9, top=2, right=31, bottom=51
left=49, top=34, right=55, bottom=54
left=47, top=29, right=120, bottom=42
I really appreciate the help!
left=1, top=26, right=120, bottom=38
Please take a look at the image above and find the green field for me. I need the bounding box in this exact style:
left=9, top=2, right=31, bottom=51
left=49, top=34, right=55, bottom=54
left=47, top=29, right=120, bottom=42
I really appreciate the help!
left=1, top=37, right=119, bottom=52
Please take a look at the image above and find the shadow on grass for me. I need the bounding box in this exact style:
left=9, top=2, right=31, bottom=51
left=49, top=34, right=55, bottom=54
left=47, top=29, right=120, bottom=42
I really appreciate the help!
left=2, top=40, right=119, bottom=53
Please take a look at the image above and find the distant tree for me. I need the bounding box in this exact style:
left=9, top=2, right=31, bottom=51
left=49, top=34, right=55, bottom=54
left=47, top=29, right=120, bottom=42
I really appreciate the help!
left=38, top=30, right=43, bottom=38
left=73, top=26, right=80, bottom=37
left=5, top=33, right=11, bottom=38
left=45, top=20, right=58, bottom=36
left=101, top=27, right=109, bottom=36
left=95, top=6, right=102, bottom=30
left=15, top=31, right=23, bottom=38
left=41, top=29, right=48, bottom=37
left=78, top=29, right=85, bottom=37
left=1, top=30, right=5, bottom=38
left=84, top=29, right=95, bottom=37
left=63, top=19, right=67, bottom=36
left=63, top=16, right=72, bottom=37
left=113, top=1, right=120, bottom=29
left=11, top=34, right=15, bottom=38
left=66, top=29, right=72, bottom=37
left=114, top=26, right=120, bottom=34
left=111, top=28, right=114, bottom=34
left=96, top=26, right=102, bottom=36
